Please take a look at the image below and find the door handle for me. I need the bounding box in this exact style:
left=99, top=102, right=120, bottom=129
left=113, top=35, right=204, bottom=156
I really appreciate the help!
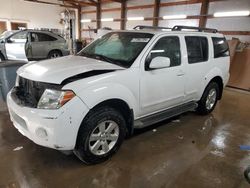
left=177, top=70, right=185, bottom=76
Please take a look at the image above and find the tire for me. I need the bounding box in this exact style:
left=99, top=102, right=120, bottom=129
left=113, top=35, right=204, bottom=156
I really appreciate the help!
left=74, top=106, right=126, bottom=164
left=0, top=53, right=5, bottom=63
left=47, top=50, right=62, bottom=59
left=244, top=166, right=250, bottom=184
left=196, top=82, right=219, bottom=115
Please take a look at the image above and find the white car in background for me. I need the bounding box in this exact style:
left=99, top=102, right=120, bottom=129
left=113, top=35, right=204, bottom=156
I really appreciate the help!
left=7, top=25, right=230, bottom=164
left=0, top=30, right=69, bottom=62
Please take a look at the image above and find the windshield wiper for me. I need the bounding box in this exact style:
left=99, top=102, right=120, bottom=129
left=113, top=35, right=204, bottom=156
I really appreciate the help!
left=93, top=54, right=115, bottom=63
left=82, top=53, right=127, bottom=68
left=79, top=52, right=127, bottom=68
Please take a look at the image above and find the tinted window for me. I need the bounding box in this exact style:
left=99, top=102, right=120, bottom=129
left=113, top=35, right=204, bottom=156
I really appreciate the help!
left=185, top=36, right=208, bottom=64
left=150, top=36, right=181, bottom=67
left=212, top=37, right=229, bottom=58
left=31, top=33, right=57, bottom=42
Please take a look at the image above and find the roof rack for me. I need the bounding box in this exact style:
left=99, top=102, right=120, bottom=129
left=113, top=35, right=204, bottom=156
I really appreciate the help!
left=172, top=25, right=218, bottom=33
left=133, top=25, right=171, bottom=30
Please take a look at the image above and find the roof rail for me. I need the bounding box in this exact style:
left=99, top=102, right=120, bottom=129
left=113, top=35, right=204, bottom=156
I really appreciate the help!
left=172, top=25, right=218, bottom=33
left=133, top=25, right=171, bottom=30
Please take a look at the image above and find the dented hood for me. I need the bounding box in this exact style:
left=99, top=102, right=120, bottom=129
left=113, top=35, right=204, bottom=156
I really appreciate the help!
left=17, top=55, right=125, bottom=84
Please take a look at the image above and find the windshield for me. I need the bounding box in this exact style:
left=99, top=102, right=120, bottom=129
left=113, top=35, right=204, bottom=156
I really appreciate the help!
left=78, top=32, right=154, bottom=68
left=0, top=31, right=18, bottom=40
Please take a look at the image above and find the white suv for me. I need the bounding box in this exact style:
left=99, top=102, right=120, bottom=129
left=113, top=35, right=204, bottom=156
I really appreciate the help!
left=7, top=25, right=230, bottom=164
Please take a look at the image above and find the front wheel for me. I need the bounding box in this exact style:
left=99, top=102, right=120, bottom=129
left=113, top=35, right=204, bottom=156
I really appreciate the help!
left=74, top=106, right=126, bottom=164
left=0, top=53, right=5, bottom=63
left=196, top=82, right=219, bottom=115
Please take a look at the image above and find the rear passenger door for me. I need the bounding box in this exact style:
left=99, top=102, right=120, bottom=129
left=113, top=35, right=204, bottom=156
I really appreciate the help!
left=184, top=36, right=210, bottom=101
left=29, top=32, right=57, bottom=59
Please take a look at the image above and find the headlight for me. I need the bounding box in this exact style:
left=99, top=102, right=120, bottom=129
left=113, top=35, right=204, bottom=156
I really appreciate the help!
left=37, top=89, right=75, bottom=109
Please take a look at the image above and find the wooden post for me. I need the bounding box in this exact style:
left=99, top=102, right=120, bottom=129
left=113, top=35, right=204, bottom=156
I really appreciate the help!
left=153, top=0, right=160, bottom=27
left=199, top=0, right=209, bottom=28
left=96, top=0, right=101, bottom=29
left=120, top=0, right=126, bottom=30
left=77, top=6, right=82, bottom=39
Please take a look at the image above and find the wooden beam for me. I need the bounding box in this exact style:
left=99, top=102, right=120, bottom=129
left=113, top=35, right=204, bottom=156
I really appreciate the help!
left=77, top=6, right=82, bottom=39
left=120, top=0, right=126, bottom=30
left=96, top=0, right=101, bottom=29
left=101, top=0, right=121, bottom=3
left=88, top=0, right=98, bottom=5
left=161, top=0, right=200, bottom=7
left=60, top=0, right=96, bottom=6
left=199, top=0, right=209, bottom=27
left=24, top=0, right=77, bottom=8
left=153, top=0, right=160, bottom=27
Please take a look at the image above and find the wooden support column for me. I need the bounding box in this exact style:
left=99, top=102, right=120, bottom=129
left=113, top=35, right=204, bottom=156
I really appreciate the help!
left=96, top=0, right=101, bottom=29
left=77, top=6, right=82, bottom=39
left=199, top=0, right=209, bottom=28
left=120, top=0, right=126, bottom=30
left=153, top=0, right=160, bottom=27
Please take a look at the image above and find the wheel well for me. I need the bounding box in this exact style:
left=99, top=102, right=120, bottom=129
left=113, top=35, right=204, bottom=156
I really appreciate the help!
left=0, top=52, right=5, bottom=60
left=48, top=49, right=62, bottom=56
left=91, top=99, right=134, bottom=137
left=208, top=76, right=223, bottom=100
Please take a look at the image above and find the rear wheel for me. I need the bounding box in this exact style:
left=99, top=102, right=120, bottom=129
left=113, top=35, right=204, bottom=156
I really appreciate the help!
left=74, top=106, right=126, bottom=164
left=48, top=50, right=62, bottom=59
left=197, top=82, right=219, bottom=115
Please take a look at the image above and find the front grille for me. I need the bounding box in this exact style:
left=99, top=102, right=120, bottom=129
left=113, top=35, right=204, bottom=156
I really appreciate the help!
left=11, top=77, right=62, bottom=108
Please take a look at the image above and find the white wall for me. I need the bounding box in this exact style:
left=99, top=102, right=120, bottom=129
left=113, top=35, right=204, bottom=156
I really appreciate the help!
left=0, top=0, right=78, bottom=36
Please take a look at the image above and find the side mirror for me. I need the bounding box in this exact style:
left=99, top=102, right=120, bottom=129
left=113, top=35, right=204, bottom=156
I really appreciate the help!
left=149, top=56, right=171, bottom=70
left=6, top=38, right=13, bottom=43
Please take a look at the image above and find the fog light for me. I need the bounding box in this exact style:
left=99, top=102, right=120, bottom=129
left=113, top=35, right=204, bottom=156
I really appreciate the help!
left=36, top=128, right=48, bottom=138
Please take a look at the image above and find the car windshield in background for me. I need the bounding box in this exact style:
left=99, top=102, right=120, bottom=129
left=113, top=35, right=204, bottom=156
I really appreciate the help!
left=0, top=31, right=18, bottom=40
left=78, top=32, right=154, bottom=68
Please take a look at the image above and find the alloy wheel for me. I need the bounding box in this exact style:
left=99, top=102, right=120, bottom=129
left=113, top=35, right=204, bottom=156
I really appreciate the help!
left=206, top=88, right=217, bottom=110
left=89, top=120, right=119, bottom=156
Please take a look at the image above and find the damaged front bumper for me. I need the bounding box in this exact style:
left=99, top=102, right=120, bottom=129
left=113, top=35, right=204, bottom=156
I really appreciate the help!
left=7, top=91, right=89, bottom=150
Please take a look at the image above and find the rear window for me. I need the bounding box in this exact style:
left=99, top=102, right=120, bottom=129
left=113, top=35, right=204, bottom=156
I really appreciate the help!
left=212, top=37, right=229, bottom=58
left=185, top=36, right=208, bottom=64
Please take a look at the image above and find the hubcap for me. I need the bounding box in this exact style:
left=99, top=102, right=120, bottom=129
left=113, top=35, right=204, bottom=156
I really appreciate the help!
left=51, top=53, right=60, bottom=59
left=89, top=120, right=119, bottom=156
left=206, top=88, right=217, bottom=110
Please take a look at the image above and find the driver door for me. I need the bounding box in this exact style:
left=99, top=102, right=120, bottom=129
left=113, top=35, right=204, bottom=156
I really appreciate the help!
left=140, top=36, right=185, bottom=116
left=5, top=30, right=28, bottom=61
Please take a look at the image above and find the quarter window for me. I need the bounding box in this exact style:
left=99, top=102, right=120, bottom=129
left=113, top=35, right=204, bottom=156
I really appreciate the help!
left=185, top=36, right=208, bottom=64
left=149, top=36, right=181, bottom=67
left=212, top=37, right=229, bottom=58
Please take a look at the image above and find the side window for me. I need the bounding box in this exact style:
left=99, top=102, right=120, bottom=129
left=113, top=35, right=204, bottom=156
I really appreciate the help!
left=150, top=36, right=181, bottom=67
left=30, top=33, right=39, bottom=42
left=185, top=36, right=208, bottom=64
left=9, top=31, right=28, bottom=43
left=36, top=33, right=57, bottom=42
left=212, top=37, right=229, bottom=58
